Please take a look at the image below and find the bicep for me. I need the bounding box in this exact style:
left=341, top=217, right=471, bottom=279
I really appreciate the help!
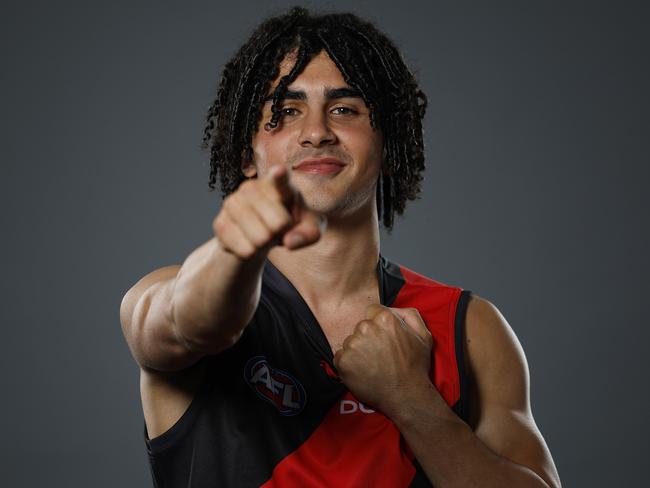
left=120, top=265, right=205, bottom=371
left=465, top=295, right=562, bottom=488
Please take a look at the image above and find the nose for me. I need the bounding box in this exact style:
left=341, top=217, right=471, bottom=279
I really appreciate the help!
left=297, top=111, right=337, bottom=147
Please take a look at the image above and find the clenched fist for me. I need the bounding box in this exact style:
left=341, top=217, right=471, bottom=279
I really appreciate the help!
left=213, top=164, right=326, bottom=260
left=333, top=305, right=434, bottom=417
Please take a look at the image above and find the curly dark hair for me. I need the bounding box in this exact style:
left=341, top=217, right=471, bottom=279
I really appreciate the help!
left=200, top=6, right=427, bottom=232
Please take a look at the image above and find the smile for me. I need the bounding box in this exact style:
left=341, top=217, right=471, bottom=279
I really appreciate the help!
left=293, top=158, right=346, bottom=175
left=294, top=164, right=345, bottom=175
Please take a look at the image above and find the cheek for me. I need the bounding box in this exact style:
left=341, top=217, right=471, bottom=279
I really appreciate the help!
left=251, top=139, right=267, bottom=164
left=251, top=128, right=291, bottom=164
left=250, top=134, right=277, bottom=175
left=345, top=129, right=383, bottom=168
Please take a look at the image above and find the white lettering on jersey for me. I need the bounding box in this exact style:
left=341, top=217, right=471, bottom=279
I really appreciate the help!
left=339, top=399, right=376, bottom=415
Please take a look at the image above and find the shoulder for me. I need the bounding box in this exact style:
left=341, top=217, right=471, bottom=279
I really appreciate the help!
left=464, top=294, right=526, bottom=371
left=463, top=294, right=530, bottom=418
left=464, top=294, right=528, bottom=383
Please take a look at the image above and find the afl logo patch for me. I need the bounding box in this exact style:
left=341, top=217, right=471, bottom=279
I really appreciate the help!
left=244, top=356, right=307, bottom=416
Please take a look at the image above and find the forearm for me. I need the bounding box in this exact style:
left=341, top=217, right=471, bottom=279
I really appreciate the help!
left=170, top=236, right=267, bottom=351
left=388, top=381, right=551, bottom=488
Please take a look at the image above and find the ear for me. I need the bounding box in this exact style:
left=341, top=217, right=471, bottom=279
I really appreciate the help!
left=241, top=161, right=257, bottom=178
left=240, top=150, right=258, bottom=178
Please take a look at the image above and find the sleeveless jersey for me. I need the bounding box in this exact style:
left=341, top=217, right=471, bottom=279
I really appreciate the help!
left=144, top=254, right=472, bottom=487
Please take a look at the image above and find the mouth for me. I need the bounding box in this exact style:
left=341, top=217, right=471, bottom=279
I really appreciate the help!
left=293, top=158, right=346, bottom=175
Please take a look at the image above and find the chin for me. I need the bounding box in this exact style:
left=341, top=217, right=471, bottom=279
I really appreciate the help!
left=301, top=194, right=337, bottom=213
left=306, top=192, right=369, bottom=219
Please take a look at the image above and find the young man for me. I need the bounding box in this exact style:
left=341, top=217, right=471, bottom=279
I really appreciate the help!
left=120, top=7, right=561, bottom=487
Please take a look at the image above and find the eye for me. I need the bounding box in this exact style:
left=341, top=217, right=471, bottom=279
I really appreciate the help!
left=281, top=107, right=299, bottom=116
left=331, top=106, right=358, bottom=116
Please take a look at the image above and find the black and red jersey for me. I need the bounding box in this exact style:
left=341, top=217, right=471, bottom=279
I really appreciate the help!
left=144, top=254, right=472, bottom=487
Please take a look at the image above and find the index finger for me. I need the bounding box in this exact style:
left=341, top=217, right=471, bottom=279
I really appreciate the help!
left=266, top=164, right=294, bottom=206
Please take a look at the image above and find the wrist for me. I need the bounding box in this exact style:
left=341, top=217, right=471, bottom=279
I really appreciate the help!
left=385, top=377, right=458, bottom=429
left=378, top=374, right=431, bottom=419
left=213, top=236, right=268, bottom=268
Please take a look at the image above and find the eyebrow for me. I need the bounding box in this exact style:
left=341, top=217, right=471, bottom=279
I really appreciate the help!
left=262, top=87, right=362, bottom=103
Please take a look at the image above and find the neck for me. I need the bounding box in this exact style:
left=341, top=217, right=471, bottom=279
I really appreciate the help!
left=267, top=202, right=381, bottom=310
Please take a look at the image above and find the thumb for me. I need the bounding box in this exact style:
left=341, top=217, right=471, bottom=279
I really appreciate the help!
left=389, top=307, right=432, bottom=347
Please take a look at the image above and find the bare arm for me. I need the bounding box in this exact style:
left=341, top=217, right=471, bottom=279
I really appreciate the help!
left=389, top=297, right=562, bottom=488
left=332, top=299, right=561, bottom=488
left=120, top=164, right=325, bottom=372
left=119, top=240, right=266, bottom=372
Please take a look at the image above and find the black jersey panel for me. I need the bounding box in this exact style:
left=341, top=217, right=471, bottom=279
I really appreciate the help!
left=380, top=254, right=408, bottom=307
left=451, top=289, right=472, bottom=423
left=144, top=355, right=213, bottom=455
left=146, top=276, right=347, bottom=487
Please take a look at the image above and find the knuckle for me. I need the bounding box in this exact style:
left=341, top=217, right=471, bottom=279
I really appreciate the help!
left=376, top=309, right=394, bottom=324
left=333, top=353, right=346, bottom=373
left=221, top=194, right=232, bottom=210
left=355, top=319, right=373, bottom=334
left=223, top=193, right=240, bottom=213
left=238, top=242, right=257, bottom=260
left=267, top=207, right=293, bottom=232
left=212, top=215, right=226, bottom=235
left=238, top=179, right=255, bottom=194
left=249, top=229, right=272, bottom=248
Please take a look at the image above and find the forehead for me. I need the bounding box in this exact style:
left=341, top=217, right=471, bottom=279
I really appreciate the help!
left=270, top=49, right=349, bottom=92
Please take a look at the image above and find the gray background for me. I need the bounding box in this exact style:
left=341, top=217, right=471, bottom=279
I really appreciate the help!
left=2, top=0, right=648, bottom=486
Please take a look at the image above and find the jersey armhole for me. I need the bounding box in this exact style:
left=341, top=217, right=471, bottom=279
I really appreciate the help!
left=144, top=357, right=213, bottom=456
left=452, top=289, right=472, bottom=423
left=143, top=297, right=271, bottom=456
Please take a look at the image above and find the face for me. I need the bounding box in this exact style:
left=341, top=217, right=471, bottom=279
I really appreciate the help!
left=244, top=50, right=384, bottom=219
